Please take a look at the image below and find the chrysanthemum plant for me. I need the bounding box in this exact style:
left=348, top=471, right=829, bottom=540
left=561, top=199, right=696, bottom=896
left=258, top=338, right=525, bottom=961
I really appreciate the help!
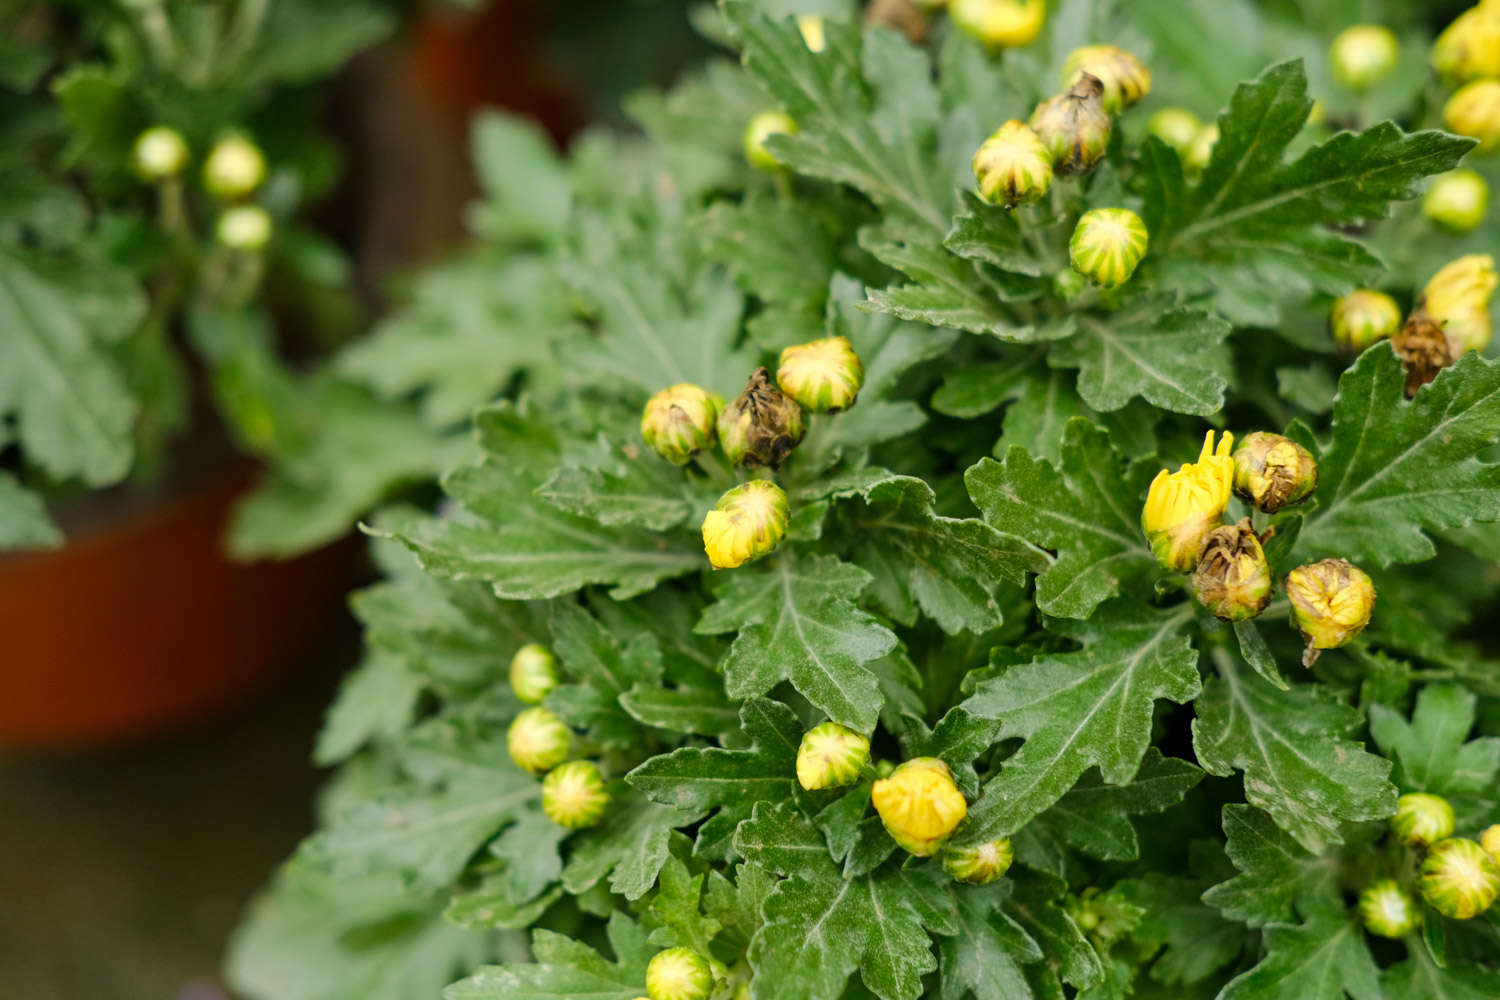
left=230, top=2, right=1500, bottom=998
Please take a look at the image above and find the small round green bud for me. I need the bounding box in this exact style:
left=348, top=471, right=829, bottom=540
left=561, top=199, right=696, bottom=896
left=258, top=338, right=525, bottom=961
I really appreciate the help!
left=1029, top=74, right=1112, bottom=176
left=1232, top=431, right=1318, bottom=514
left=1286, top=558, right=1376, bottom=666
left=1329, top=289, right=1402, bottom=352
left=1191, top=518, right=1273, bottom=622
left=1069, top=207, right=1148, bottom=288
left=132, top=126, right=189, bottom=182
left=1062, top=45, right=1150, bottom=113
left=744, top=110, right=798, bottom=171
left=202, top=135, right=267, bottom=200
left=972, top=120, right=1053, bottom=208
left=797, top=14, right=826, bottom=52
left=645, top=947, right=714, bottom=1000
left=778, top=336, right=865, bottom=413
left=949, top=0, right=1046, bottom=49
left=718, top=368, right=806, bottom=469
left=509, top=643, right=560, bottom=704
left=1419, top=838, right=1500, bottom=919
left=1481, top=825, right=1500, bottom=865
left=1391, top=792, right=1456, bottom=847
left=1444, top=79, right=1500, bottom=154
left=1052, top=266, right=1088, bottom=301
left=875, top=758, right=896, bottom=779
left=1147, top=107, right=1203, bottom=159
left=1358, top=879, right=1420, bottom=939
left=1184, top=123, right=1219, bottom=176
left=871, top=757, right=968, bottom=857
left=641, top=384, right=722, bottom=466
left=701, top=480, right=790, bottom=570
left=1329, top=25, right=1399, bottom=92
left=541, top=760, right=610, bottom=828
left=1423, top=169, right=1490, bottom=232
left=507, top=707, right=572, bottom=775
left=215, top=205, right=273, bottom=252
left=1432, top=7, right=1500, bottom=85
left=796, top=722, right=871, bottom=790
left=943, top=837, right=1014, bottom=885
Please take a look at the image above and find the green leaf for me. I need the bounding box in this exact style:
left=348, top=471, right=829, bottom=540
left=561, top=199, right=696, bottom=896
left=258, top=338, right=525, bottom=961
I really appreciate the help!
left=546, top=600, right=664, bottom=749
left=647, top=850, right=724, bottom=954
left=937, top=882, right=1043, bottom=1000
left=965, top=419, right=1157, bottom=620
left=562, top=790, right=703, bottom=900
left=1202, top=804, right=1341, bottom=929
left=697, top=190, right=838, bottom=314
left=246, top=0, right=396, bottom=85
left=1383, top=950, right=1500, bottom=1000
left=0, top=472, right=61, bottom=549
left=960, top=602, right=1201, bottom=842
left=467, top=111, right=570, bottom=244
left=1218, top=913, right=1380, bottom=1000
left=1368, top=684, right=1500, bottom=826
left=444, top=912, right=654, bottom=1000
left=1115, top=874, right=1251, bottom=986
left=313, top=649, right=424, bottom=766
left=537, top=436, right=719, bottom=532
left=1003, top=870, right=1105, bottom=992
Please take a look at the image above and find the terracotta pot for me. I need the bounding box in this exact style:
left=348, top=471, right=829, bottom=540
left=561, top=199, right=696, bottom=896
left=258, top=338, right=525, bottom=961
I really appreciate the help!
left=0, top=466, right=358, bottom=749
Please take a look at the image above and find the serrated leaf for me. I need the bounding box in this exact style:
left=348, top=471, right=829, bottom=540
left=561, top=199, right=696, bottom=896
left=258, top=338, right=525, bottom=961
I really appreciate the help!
left=467, top=111, right=569, bottom=244
left=314, top=649, right=424, bottom=766
left=1218, top=914, right=1380, bottom=1000
left=1369, top=684, right=1500, bottom=826
left=1383, top=950, right=1500, bottom=1000
left=0, top=471, right=61, bottom=549
left=937, top=882, right=1042, bottom=1000
left=545, top=600, right=665, bottom=747
left=444, top=912, right=654, bottom=1000
left=1115, top=874, right=1250, bottom=986
left=562, top=790, right=703, bottom=900
left=698, top=191, right=837, bottom=312
left=1202, top=804, right=1341, bottom=929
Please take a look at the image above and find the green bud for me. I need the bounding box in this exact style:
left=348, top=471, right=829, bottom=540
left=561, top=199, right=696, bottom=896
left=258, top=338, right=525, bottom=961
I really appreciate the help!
left=132, top=126, right=189, bottom=182
left=871, top=757, right=968, bottom=856
left=1391, top=792, right=1456, bottom=847
left=778, top=336, right=864, bottom=412
left=1423, top=169, right=1489, bottom=233
left=1419, top=838, right=1500, bottom=920
left=509, top=643, right=560, bottom=704
left=202, top=135, right=267, bottom=200
left=641, top=384, right=722, bottom=465
left=1432, top=6, right=1500, bottom=85
left=1029, top=74, right=1112, bottom=176
left=875, top=758, right=896, bottom=779
left=507, top=707, right=572, bottom=775
left=949, top=0, right=1046, bottom=49
left=1184, top=123, right=1219, bottom=176
left=541, top=760, right=610, bottom=828
left=701, top=480, right=789, bottom=570
left=796, top=722, right=871, bottom=790
left=1329, top=289, right=1402, bottom=352
left=1286, top=558, right=1375, bottom=666
left=718, top=368, right=806, bottom=469
left=943, top=837, right=1014, bottom=885
left=1061, top=45, right=1151, bottom=113
left=1329, top=25, right=1399, bottom=92
left=1147, top=107, right=1202, bottom=159
left=645, top=947, right=714, bottom=1000
left=744, top=110, right=798, bottom=172
left=1444, top=79, right=1500, bottom=154
left=1069, top=207, right=1148, bottom=288
left=1358, top=879, right=1420, bottom=938
left=1052, top=266, right=1087, bottom=301
left=972, top=120, right=1053, bottom=208
left=215, top=205, right=273, bottom=252
left=1232, top=431, right=1318, bottom=514
left=1481, top=825, right=1500, bottom=865
left=1191, top=518, right=1273, bottom=622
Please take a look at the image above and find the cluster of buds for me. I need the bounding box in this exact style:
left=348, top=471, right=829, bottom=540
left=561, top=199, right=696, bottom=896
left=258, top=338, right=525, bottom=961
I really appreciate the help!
left=1328, top=25, right=1400, bottom=92
left=644, top=947, right=718, bottom=1000
left=1358, top=793, right=1500, bottom=939
left=1389, top=254, right=1497, bottom=394
left=502, top=642, right=610, bottom=828
left=131, top=128, right=276, bottom=253
left=871, top=757, right=969, bottom=856
left=1433, top=5, right=1500, bottom=153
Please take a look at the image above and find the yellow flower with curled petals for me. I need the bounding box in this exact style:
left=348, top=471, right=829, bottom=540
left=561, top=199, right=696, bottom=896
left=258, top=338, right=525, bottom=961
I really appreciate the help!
left=871, top=757, right=968, bottom=856
left=1422, top=253, right=1497, bottom=355
left=1141, top=430, right=1235, bottom=572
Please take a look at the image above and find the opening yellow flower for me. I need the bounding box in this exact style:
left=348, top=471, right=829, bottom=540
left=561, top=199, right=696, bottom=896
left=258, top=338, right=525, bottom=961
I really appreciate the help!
left=1141, top=430, right=1235, bottom=572
left=701, top=480, right=789, bottom=570
left=871, top=757, right=968, bottom=856
left=1422, top=253, right=1497, bottom=355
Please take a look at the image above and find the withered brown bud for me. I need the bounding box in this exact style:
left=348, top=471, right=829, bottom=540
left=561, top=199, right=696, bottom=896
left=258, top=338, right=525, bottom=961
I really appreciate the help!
left=1231, top=432, right=1317, bottom=514
left=1392, top=307, right=1456, bottom=397
left=1029, top=73, right=1113, bottom=177
left=1191, top=519, right=1273, bottom=622
left=718, top=368, right=807, bottom=469
left=865, top=0, right=930, bottom=45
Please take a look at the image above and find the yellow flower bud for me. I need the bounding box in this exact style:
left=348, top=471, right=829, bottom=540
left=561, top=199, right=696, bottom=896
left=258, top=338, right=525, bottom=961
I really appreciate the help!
left=949, top=0, right=1046, bottom=49
left=1069, top=207, right=1148, bottom=288
left=718, top=368, right=806, bottom=469
left=796, top=721, right=871, bottom=790
left=1329, top=25, right=1400, bottom=92
left=645, top=947, right=714, bottom=1000
left=202, top=135, right=267, bottom=200
left=744, top=110, right=798, bottom=172
left=1147, top=107, right=1202, bottom=159
left=1062, top=45, right=1151, bottom=113
left=1141, top=430, right=1235, bottom=572
left=215, top=205, right=273, bottom=252
left=642, top=384, right=722, bottom=466
left=1432, top=7, right=1500, bottom=85
left=1232, top=431, right=1318, bottom=514
left=132, top=126, right=189, bottom=182
left=509, top=643, right=560, bottom=704
left=701, top=480, right=790, bottom=570
left=871, top=757, right=968, bottom=856
left=972, top=120, right=1054, bottom=208
left=1391, top=792, right=1456, bottom=847
left=1191, top=519, right=1273, bottom=622
left=507, top=707, right=572, bottom=775
left=1184, top=123, right=1219, bottom=177
left=943, top=837, right=1014, bottom=885
left=1358, top=879, right=1420, bottom=939
left=1480, top=824, right=1500, bottom=864
left=1286, top=558, right=1375, bottom=666
left=1329, top=289, right=1402, bottom=352
left=1423, top=169, right=1490, bottom=232
left=541, top=760, right=610, bottom=828
left=1419, top=838, right=1500, bottom=919
left=777, top=336, right=865, bottom=413
left=1421, top=253, right=1497, bottom=355
left=797, top=14, right=826, bottom=52
left=1443, top=78, right=1500, bottom=154
left=1030, top=74, right=1113, bottom=176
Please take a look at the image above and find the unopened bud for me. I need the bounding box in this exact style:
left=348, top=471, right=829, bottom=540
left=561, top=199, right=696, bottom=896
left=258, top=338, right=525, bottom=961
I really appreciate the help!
left=1393, top=307, right=1458, bottom=397
left=778, top=336, right=864, bottom=412
left=215, top=205, right=272, bottom=251
left=1421, top=253, right=1497, bottom=356
left=875, top=758, right=896, bottom=779
left=797, top=14, right=826, bottom=52
left=1432, top=7, right=1500, bottom=85
left=1030, top=74, right=1112, bottom=176
left=1062, top=45, right=1150, bottom=113
left=1329, top=25, right=1399, bottom=92
left=1191, top=519, right=1273, bottom=622
left=1481, top=825, right=1500, bottom=865
left=1286, top=558, right=1375, bottom=666
left=948, top=0, right=1046, bottom=49
left=871, top=757, right=968, bottom=856
left=508, top=707, right=572, bottom=775
left=972, top=120, right=1054, bottom=207
left=796, top=722, right=871, bottom=790
left=1329, top=289, right=1402, bottom=352
left=1358, top=879, right=1420, bottom=938
left=701, top=480, right=790, bottom=570
left=1141, top=430, right=1235, bottom=572
left=1423, top=169, right=1489, bottom=233
left=1391, top=792, right=1456, bottom=847
left=642, top=384, right=722, bottom=466
left=132, top=126, right=189, bottom=182
left=1052, top=266, right=1088, bottom=301
left=202, top=135, right=266, bottom=200
left=1184, top=123, right=1219, bottom=176
left=943, top=837, right=1014, bottom=885
left=1069, top=207, right=1148, bottom=289
left=1443, top=79, right=1500, bottom=154
left=645, top=947, right=714, bottom=1000
left=510, top=643, right=560, bottom=704
left=1232, top=432, right=1318, bottom=514
left=744, top=110, right=798, bottom=172
left=1147, top=107, right=1202, bottom=159
left=541, top=760, right=609, bottom=828
left=718, top=368, right=806, bottom=469
left=1419, top=838, right=1500, bottom=919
